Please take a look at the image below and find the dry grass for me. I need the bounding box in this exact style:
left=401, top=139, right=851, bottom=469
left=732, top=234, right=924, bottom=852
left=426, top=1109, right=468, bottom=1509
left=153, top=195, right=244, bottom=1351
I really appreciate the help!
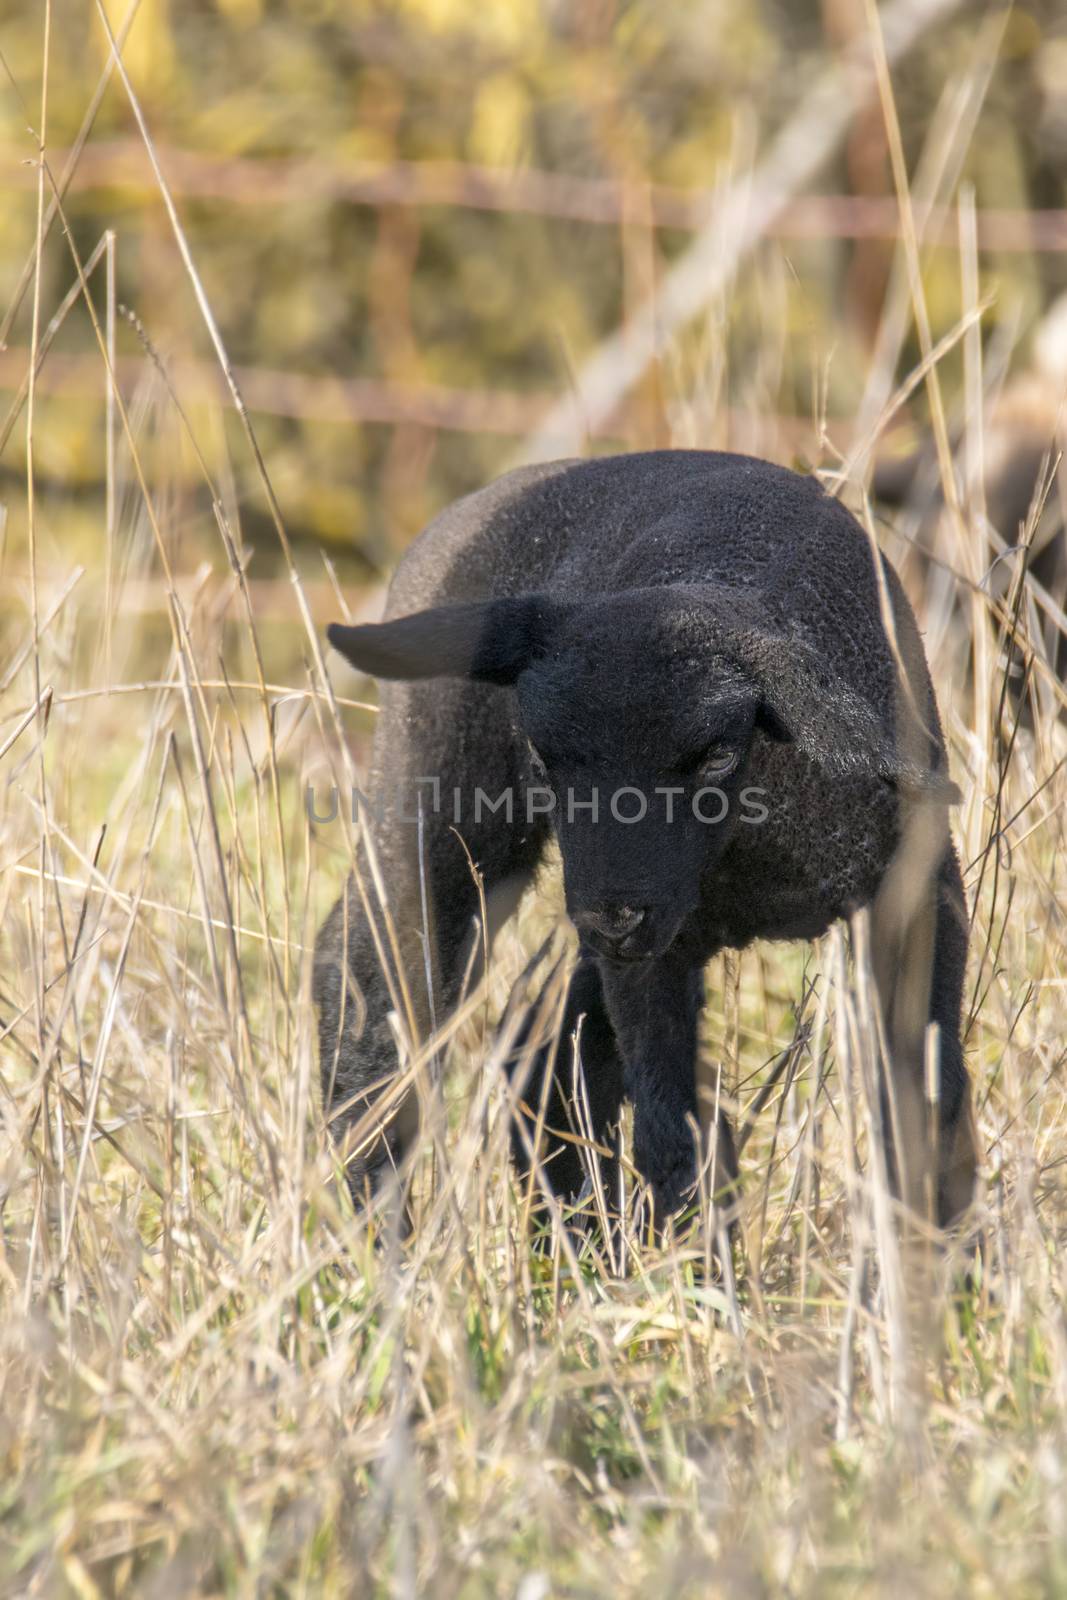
left=4, top=9, right=1067, bottom=1599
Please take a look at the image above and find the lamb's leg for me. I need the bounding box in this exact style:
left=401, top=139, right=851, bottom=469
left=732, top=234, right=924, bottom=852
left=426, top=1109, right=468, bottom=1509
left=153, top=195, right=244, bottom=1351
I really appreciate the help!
left=314, top=825, right=486, bottom=1213
left=600, top=953, right=739, bottom=1229
left=507, top=959, right=625, bottom=1226
left=314, top=682, right=546, bottom=1214
left=870, top=837, right=978, bottom=1227
left=314, top=872, right=417, bottom=1212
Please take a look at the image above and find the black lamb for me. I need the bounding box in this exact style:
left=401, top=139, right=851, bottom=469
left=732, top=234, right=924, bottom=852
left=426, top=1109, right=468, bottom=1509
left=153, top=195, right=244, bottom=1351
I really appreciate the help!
left=314, top=450, right=978, bottom=1232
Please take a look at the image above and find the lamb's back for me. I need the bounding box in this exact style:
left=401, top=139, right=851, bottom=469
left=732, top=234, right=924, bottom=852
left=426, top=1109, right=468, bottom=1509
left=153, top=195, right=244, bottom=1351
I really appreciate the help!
left=388, top=450, right=816, bottom=611
left=387, top=450, right=938, bottom=752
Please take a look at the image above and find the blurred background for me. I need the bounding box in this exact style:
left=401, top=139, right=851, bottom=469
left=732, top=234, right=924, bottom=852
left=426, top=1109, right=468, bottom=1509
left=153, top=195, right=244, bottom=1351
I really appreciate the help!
left=2, top=0, right=1067, bottom=619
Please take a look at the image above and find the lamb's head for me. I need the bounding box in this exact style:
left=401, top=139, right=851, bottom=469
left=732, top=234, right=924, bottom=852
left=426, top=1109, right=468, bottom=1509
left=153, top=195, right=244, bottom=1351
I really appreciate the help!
left=507, top=592, right=773, bottom=961
left=328, top=585, right=956, bottom=963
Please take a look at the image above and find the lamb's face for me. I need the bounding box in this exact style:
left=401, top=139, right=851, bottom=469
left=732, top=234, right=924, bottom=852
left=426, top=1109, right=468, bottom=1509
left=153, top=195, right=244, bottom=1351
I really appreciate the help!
left=515, top=597, right=764, bottom=963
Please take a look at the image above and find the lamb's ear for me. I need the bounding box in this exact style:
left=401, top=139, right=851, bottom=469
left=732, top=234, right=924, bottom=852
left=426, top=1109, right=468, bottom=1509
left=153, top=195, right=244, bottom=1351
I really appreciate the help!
left=740, top=629, right=959, bottom=802
left=326, top=595, right=556, bottom=685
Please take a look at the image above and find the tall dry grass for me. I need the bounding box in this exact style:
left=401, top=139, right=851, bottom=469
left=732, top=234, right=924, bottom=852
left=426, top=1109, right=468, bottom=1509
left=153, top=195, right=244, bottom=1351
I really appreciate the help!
left=3, top=7, right=1067, bottom=1598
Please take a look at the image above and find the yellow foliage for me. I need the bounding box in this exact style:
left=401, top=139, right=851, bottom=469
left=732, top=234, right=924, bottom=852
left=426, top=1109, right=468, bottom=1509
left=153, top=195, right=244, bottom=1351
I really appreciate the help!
left=469, top=74, right=529, bottom=168
left=216, top=0, right=265, bottom=30
left=401, top=0, right=542, bottom=50
left=103, top=0, right=176, bottom=96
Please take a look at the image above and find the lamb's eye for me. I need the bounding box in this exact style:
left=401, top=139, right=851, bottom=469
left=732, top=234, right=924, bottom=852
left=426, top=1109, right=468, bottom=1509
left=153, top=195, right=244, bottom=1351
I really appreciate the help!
left=677, top=743, right=738, bottom=779
left=701, top=746, right=739, bottom=777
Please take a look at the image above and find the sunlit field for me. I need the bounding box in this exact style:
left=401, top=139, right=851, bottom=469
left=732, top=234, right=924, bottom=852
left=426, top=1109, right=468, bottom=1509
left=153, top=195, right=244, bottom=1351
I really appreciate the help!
left=3, top=1, right=1067, bottom=1594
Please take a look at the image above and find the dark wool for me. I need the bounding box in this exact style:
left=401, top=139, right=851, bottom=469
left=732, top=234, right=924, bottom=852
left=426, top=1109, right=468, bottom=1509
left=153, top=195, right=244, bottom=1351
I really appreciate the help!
left=315, top=451, right=977, bottom=1229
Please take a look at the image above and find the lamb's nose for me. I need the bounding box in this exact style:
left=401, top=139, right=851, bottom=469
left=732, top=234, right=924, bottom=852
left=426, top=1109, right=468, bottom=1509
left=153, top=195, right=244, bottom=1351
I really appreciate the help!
left=574, top=905, right=647, bottom=956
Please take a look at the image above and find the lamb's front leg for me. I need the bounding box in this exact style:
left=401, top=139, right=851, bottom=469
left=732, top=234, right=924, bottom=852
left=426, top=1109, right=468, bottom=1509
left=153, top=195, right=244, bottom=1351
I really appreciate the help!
left=600, top=952, right=736, bottom=1225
